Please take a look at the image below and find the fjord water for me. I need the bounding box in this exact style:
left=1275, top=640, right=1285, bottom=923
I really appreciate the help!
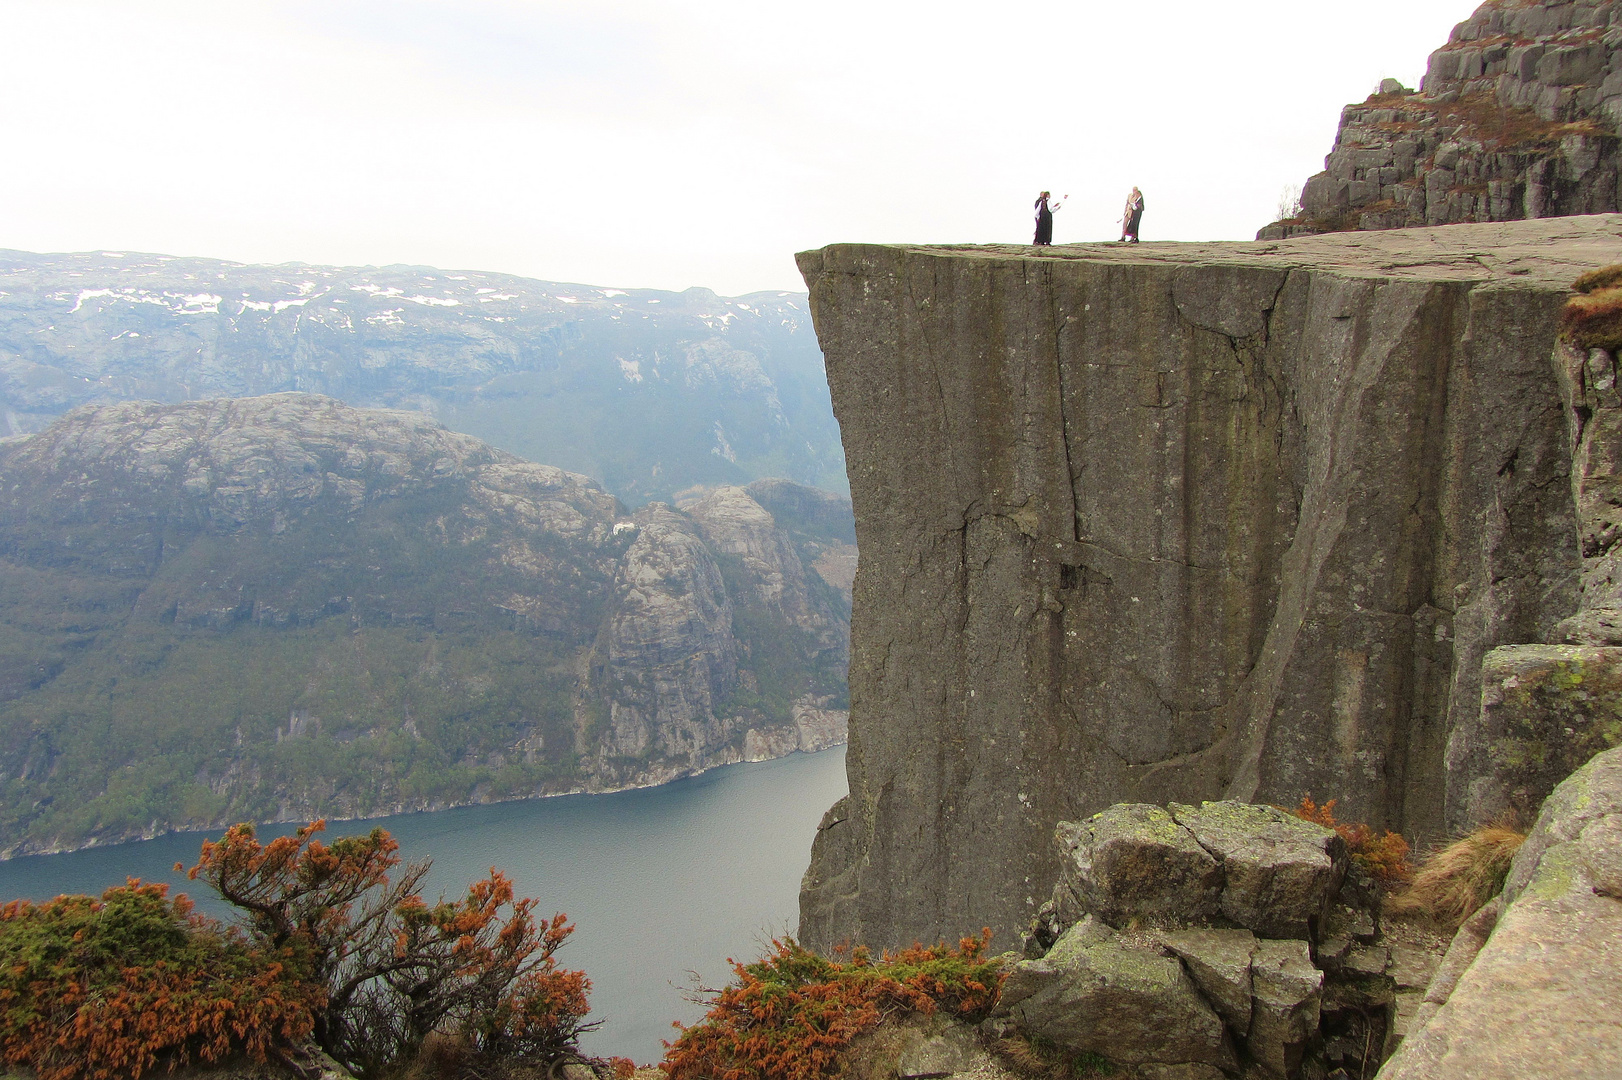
left=0, top=746, right=848, bottom=1064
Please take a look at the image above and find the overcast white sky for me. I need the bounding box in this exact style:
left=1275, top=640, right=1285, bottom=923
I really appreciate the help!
left=0, top=1, right=1477, bottom=294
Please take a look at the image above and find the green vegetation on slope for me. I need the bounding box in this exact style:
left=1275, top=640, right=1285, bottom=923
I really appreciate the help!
left=0, top=621, right=580, bottom=852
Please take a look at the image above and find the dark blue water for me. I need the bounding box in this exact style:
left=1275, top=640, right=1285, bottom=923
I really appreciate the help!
left=0, top=746, right=848, bottom=1065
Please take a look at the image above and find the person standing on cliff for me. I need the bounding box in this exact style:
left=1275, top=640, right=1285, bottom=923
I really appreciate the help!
left=1120, top=187, right=1145, bottom=243
left=1033, top=191, right=1062, bottom=245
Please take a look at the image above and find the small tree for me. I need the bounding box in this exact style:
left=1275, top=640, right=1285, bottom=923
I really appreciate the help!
left=187, top=820, right=593, bottom=1077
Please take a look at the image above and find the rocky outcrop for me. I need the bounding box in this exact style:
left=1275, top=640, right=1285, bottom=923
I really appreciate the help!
left=0, top=249, right=845, bottom=504
left=995, top=800, right=1426, bottom=1080
left=1378, top=743, right=1622, bottom=1078
left=1265, top=0, right=1622, bottom=239
left=1002, top=917, right=1237, bottom=1075
left=1457, top=643, right=1622, bottom=824
left=0, top=394, right=850, bottom=855
left=796, top=217, right=1622, bottom=953
left=1553, top=313, right=1622, bottom=631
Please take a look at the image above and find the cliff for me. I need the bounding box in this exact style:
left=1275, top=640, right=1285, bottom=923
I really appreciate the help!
left=0, top=394, right=850, bottom=855
left=1266, top=0, right=1622, bottom=238
left=796, top=216, right=1622, bottom=952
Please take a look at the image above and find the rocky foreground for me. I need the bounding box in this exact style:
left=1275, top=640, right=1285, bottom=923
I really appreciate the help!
left=0, top=394, right=853, bottom=855
left=838, top=747, right=1622, bottom=1079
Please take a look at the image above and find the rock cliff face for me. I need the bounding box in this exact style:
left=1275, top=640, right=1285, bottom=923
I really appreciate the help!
left=0, top=394, right=850, bottom=855
left=1265, top=0, right=1622, bottom=238
left=796, top=217, right=1622, bottom=952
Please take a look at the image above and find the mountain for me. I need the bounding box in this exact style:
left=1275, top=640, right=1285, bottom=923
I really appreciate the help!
left=0, top=394, right=853, bottom=856
left=0, top=250, right=845, bottom=505
left=1263, top=0, right=1622, bottom=238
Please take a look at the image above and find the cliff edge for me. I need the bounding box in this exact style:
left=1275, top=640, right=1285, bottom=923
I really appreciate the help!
left=796, top=216, right=1622, bottom=951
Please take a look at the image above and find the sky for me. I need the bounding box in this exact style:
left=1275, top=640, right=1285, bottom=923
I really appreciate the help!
left=0, top=0, right=1479, bottom=295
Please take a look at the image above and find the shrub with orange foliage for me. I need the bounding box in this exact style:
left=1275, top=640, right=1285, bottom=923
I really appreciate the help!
left=187, top=820, right=593, bottom=1078
left=661, top=932, right=1003, bottom=1080
left=1291, top=796, right=1412, bottom=886
left=0, top=880, right=320, bottom=1080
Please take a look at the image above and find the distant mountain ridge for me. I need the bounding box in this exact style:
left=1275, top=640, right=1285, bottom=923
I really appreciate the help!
left=0, top=249, right=844, bottom=505
left=0, top=394, right=853, bottom=856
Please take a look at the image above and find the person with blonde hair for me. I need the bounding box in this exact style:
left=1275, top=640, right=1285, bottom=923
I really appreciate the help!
left=1120, top=187, right=1145, bottom=243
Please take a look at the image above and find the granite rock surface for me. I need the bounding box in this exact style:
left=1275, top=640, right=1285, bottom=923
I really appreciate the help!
left=1002, top=801, right=1407, bottom=1079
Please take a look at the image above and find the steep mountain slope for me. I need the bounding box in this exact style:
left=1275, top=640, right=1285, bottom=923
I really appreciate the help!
left=0, top=394, right=850, bottom=856
left=1264, top=0, right=1622, bottom=238
left=0, top=250, right=844, bottom=504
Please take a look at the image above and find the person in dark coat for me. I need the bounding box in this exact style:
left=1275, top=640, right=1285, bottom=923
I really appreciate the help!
left=1120, top=187, right=1145, bottom=243
left=1033, top=191, right=1060, bottom=245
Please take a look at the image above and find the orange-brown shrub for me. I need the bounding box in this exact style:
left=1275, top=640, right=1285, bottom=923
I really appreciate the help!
left=1386, top=825, right=1526, bottom=929
left=0, top=880, right=320, bottom=1080
left=661, top=932, right=1003, bottom=1080
left=1291, top=796, right=1412, bottom=885
left=188, top=820, right=594, bottom=1078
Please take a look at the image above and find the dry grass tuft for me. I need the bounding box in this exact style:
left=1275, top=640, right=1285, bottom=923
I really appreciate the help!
left=1572, top=264, right=1622, bottom=294
left=993, top=1035, right=1115, bottom=1079
left=1386, top=826, right=1526, bottom=930
left=995, top=1035, right=1053, bottom=1077
left=1559, top=285, right=1622, bottom=352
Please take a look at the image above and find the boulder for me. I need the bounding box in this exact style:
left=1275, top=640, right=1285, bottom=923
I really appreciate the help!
left=894, top=1025, right=984, bottom=1079
left=1170, top=802, right=1346, bottom=939
left=1000, top=917, right=1233, bottom=1070
left=1246, top=939, right=1322, bottom=1080
left=1462, top=643, right=1622, bottom=827
left=1052, top=804, right=1222, bottom=929
left=1012, top=796, right=1445, bottom=1078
